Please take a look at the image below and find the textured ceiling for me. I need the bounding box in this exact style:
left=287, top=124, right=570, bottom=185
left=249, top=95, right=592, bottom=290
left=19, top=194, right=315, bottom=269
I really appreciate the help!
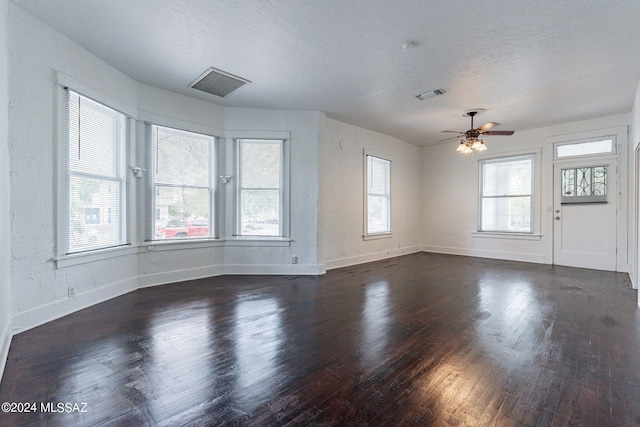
left=10, top=0, right=640, bottom=146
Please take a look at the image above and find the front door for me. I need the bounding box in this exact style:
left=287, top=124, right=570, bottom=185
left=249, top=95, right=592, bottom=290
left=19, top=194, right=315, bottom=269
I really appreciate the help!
left=553, top=161, right=617, bottom=271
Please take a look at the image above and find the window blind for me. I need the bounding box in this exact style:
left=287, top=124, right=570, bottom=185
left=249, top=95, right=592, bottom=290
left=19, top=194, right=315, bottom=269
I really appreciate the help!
left=63, top=88, right=130, bottom=254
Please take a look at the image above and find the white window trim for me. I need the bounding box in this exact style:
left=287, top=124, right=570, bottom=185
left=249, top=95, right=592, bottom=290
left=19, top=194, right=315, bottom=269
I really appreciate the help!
left=55, top=73, right=137, bottom=264
left=363, top=148, right=393, bottom=239
left=475, top=149, right=541, bottom=237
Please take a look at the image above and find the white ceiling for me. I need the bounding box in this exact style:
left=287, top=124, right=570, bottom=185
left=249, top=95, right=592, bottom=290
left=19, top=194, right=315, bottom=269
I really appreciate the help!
left=11, top=0, right=640, bottom=146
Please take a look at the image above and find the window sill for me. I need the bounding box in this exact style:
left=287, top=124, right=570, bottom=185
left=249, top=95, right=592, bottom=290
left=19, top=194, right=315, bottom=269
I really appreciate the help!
left=143, top=238, right=225, bottom=252
left=54, top=245, right=138, bottom=268
left=363, top=232, right=393, bottom=241
left=143, top=237, right=292, bottom=251
left=472, top=232, right=542, bottom=241
left=225, top=237, right=292, bottom=247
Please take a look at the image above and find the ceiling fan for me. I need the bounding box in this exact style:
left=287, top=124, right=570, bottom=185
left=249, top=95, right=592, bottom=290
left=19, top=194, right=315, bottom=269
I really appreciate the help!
left=442, top=109, right=515, bottom=153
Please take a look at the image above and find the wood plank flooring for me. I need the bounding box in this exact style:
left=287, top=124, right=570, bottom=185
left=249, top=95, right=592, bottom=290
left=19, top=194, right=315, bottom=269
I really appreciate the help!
left=1, top=253, right=640, bottom=426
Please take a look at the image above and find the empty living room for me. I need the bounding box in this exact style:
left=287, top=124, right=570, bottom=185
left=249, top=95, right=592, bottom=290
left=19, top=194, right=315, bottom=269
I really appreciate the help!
left=1, top=1, right=640, bottom=426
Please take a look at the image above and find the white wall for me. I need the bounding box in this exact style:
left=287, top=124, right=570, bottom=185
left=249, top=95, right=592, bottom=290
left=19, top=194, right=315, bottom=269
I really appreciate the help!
left=319, top=117, right=422, bottom=269
left=8, top=4, right=139, bottom=332
left=422, top=114, right=630, bottom=268
left=0, top=0, right=11, bottom=382
left=224, top=107, right=323, bottom=274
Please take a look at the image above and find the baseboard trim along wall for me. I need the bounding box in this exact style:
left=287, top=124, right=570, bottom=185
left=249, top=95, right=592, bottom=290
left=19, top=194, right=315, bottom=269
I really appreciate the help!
left=325, top=246, right=422, bottom=271
left=11, top=262, right=327, bottom=335
left=137, top=265, right=225, bottom=289
left=420, top=245, right=546, bottom=264
left=12, top=276, right=139, bottom=334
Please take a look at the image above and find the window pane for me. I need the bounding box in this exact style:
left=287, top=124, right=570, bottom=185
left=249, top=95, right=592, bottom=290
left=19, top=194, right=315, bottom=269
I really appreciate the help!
left=561, top=166, right=607, bottom=203
left=562, top=169, right=575, bottom=196
left=154, top=186, right=210, bottom=239
left=69, top=176, right=121, bottom=252
left=65, top=90, right=128, bottom=254
left=368, top=156, right=389, bottom=194
left=155, top=127, right=210, bottom=186
left=367, top=194, right=389, bottom=234
left=482, top=158, right=531, bottom=196
left=241, top=140, right=281, bottom=188
left=481, top=196, right=531, bottom=233
left=556, top=139, right=613, bottom=158
left=366, top=155, right=391, bottom=234
left=240, top=189, right=280, bottom=236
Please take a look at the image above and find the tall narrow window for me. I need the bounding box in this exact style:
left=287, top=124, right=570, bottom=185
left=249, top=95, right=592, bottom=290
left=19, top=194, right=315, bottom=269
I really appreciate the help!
left=365, top=154, right=391, bottom=235
left=237, top=139, right=284, bottom=236
left=148, top=125, right=216, bottom=240
left=64, top=89, right=130, bottom=254
left=479, top=154, right=534, bottom=233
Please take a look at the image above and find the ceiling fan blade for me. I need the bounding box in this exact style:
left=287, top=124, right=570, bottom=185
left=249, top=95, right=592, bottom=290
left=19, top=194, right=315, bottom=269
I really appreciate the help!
left=478, top=122, right=499, bottom=131
left=441, top=130, right=463, bottom=134
left=482, top=130, right=515, bottom=136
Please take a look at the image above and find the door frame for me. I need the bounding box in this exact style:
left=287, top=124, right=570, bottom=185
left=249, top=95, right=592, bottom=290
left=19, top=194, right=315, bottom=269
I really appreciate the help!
left=546, top=125, right=628, bottom=272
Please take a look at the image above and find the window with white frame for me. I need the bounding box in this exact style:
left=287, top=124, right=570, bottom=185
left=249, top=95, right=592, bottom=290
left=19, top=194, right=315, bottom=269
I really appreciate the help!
left=479, top=154, right=534, bottom=233
left=147, top=124, right=216, bottom=240
left=236, top=139, right=287, bottom=237
left=365, top=154, right=391, bottom=235
left=63, top=89, right=130, bottom=254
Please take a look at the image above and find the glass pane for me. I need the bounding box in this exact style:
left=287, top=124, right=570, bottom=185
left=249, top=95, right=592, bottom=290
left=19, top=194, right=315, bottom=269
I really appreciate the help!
left=592, top=166, right=607, bottom=196
left=481, top=196, right=531, bottom=233
left=240, top=140, right=281, bottom=189
left=69, top=176, right=120, bottom=252
left=155, top=127, right=210, bottom=186
left=368, top=156, right=390, bottom=194
left=240, top=189, right=280, bottom=236
left=154, top=186, right=210, bottom=239
left=556, top=139, right=613, bottom=158
left=576, top=168, right=591, bottom=196
left=368, top=194, right=390, bottom=233
left=482, top=158, right=532, bottom=197
left=562, top=169, right=575, bottom=196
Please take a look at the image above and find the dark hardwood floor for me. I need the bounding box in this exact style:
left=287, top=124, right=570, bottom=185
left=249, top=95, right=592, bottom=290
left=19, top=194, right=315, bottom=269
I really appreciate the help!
left=1, top=253, right=640, bottom=426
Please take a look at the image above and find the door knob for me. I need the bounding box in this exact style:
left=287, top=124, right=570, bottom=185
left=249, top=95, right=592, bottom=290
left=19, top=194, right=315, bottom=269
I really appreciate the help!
left=555, top=216, right=561, bottom=220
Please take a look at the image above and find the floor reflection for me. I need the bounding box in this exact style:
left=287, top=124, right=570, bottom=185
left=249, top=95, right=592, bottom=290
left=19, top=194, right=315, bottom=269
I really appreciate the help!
left=361, top=280, right=390, bottom=367
left=475, top=276, right=541, bottom=367
left=233, top=295, right=283, bottom=407
left=148, top=302, right=212, bottom=422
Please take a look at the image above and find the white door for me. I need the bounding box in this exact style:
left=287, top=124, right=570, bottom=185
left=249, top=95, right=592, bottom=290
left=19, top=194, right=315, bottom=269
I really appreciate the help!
left=553, top=161, right=617, bottom=271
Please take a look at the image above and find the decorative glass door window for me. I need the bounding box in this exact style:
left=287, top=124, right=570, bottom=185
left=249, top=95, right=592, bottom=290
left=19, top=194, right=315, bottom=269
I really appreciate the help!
left=561, top=166, right=607, bottom=203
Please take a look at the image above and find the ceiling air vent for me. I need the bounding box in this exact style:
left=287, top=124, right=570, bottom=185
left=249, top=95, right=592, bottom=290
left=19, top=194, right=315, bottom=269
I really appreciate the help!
left=415, top=88, right=447, bottom=100
left=189, top=67, right=251, bottom=98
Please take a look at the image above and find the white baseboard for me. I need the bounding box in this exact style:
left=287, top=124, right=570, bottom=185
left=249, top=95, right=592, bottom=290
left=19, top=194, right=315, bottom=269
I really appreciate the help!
left=325, top=245, right=422, bottom=271
left=0, top=317, right=11, bottom=383
left=222, top=264, right=326, bottom=275
left=421, top=245, right=546, bottom=264
left=12, top=276, right=138, bottom=334
left=138, top=265, right=225, bottom=288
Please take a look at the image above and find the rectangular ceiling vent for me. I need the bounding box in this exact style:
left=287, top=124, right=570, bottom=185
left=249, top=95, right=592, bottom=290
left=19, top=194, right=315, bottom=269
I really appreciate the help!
left=189, top=67, right=251, bottom=98
left=416, top=88, right=447, bottom=100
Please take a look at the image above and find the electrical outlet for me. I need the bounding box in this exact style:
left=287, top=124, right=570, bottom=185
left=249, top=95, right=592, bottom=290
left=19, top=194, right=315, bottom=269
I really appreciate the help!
left=68, top=287, right=75, bottom=298
left=290, top=256, right=298, bottom=264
